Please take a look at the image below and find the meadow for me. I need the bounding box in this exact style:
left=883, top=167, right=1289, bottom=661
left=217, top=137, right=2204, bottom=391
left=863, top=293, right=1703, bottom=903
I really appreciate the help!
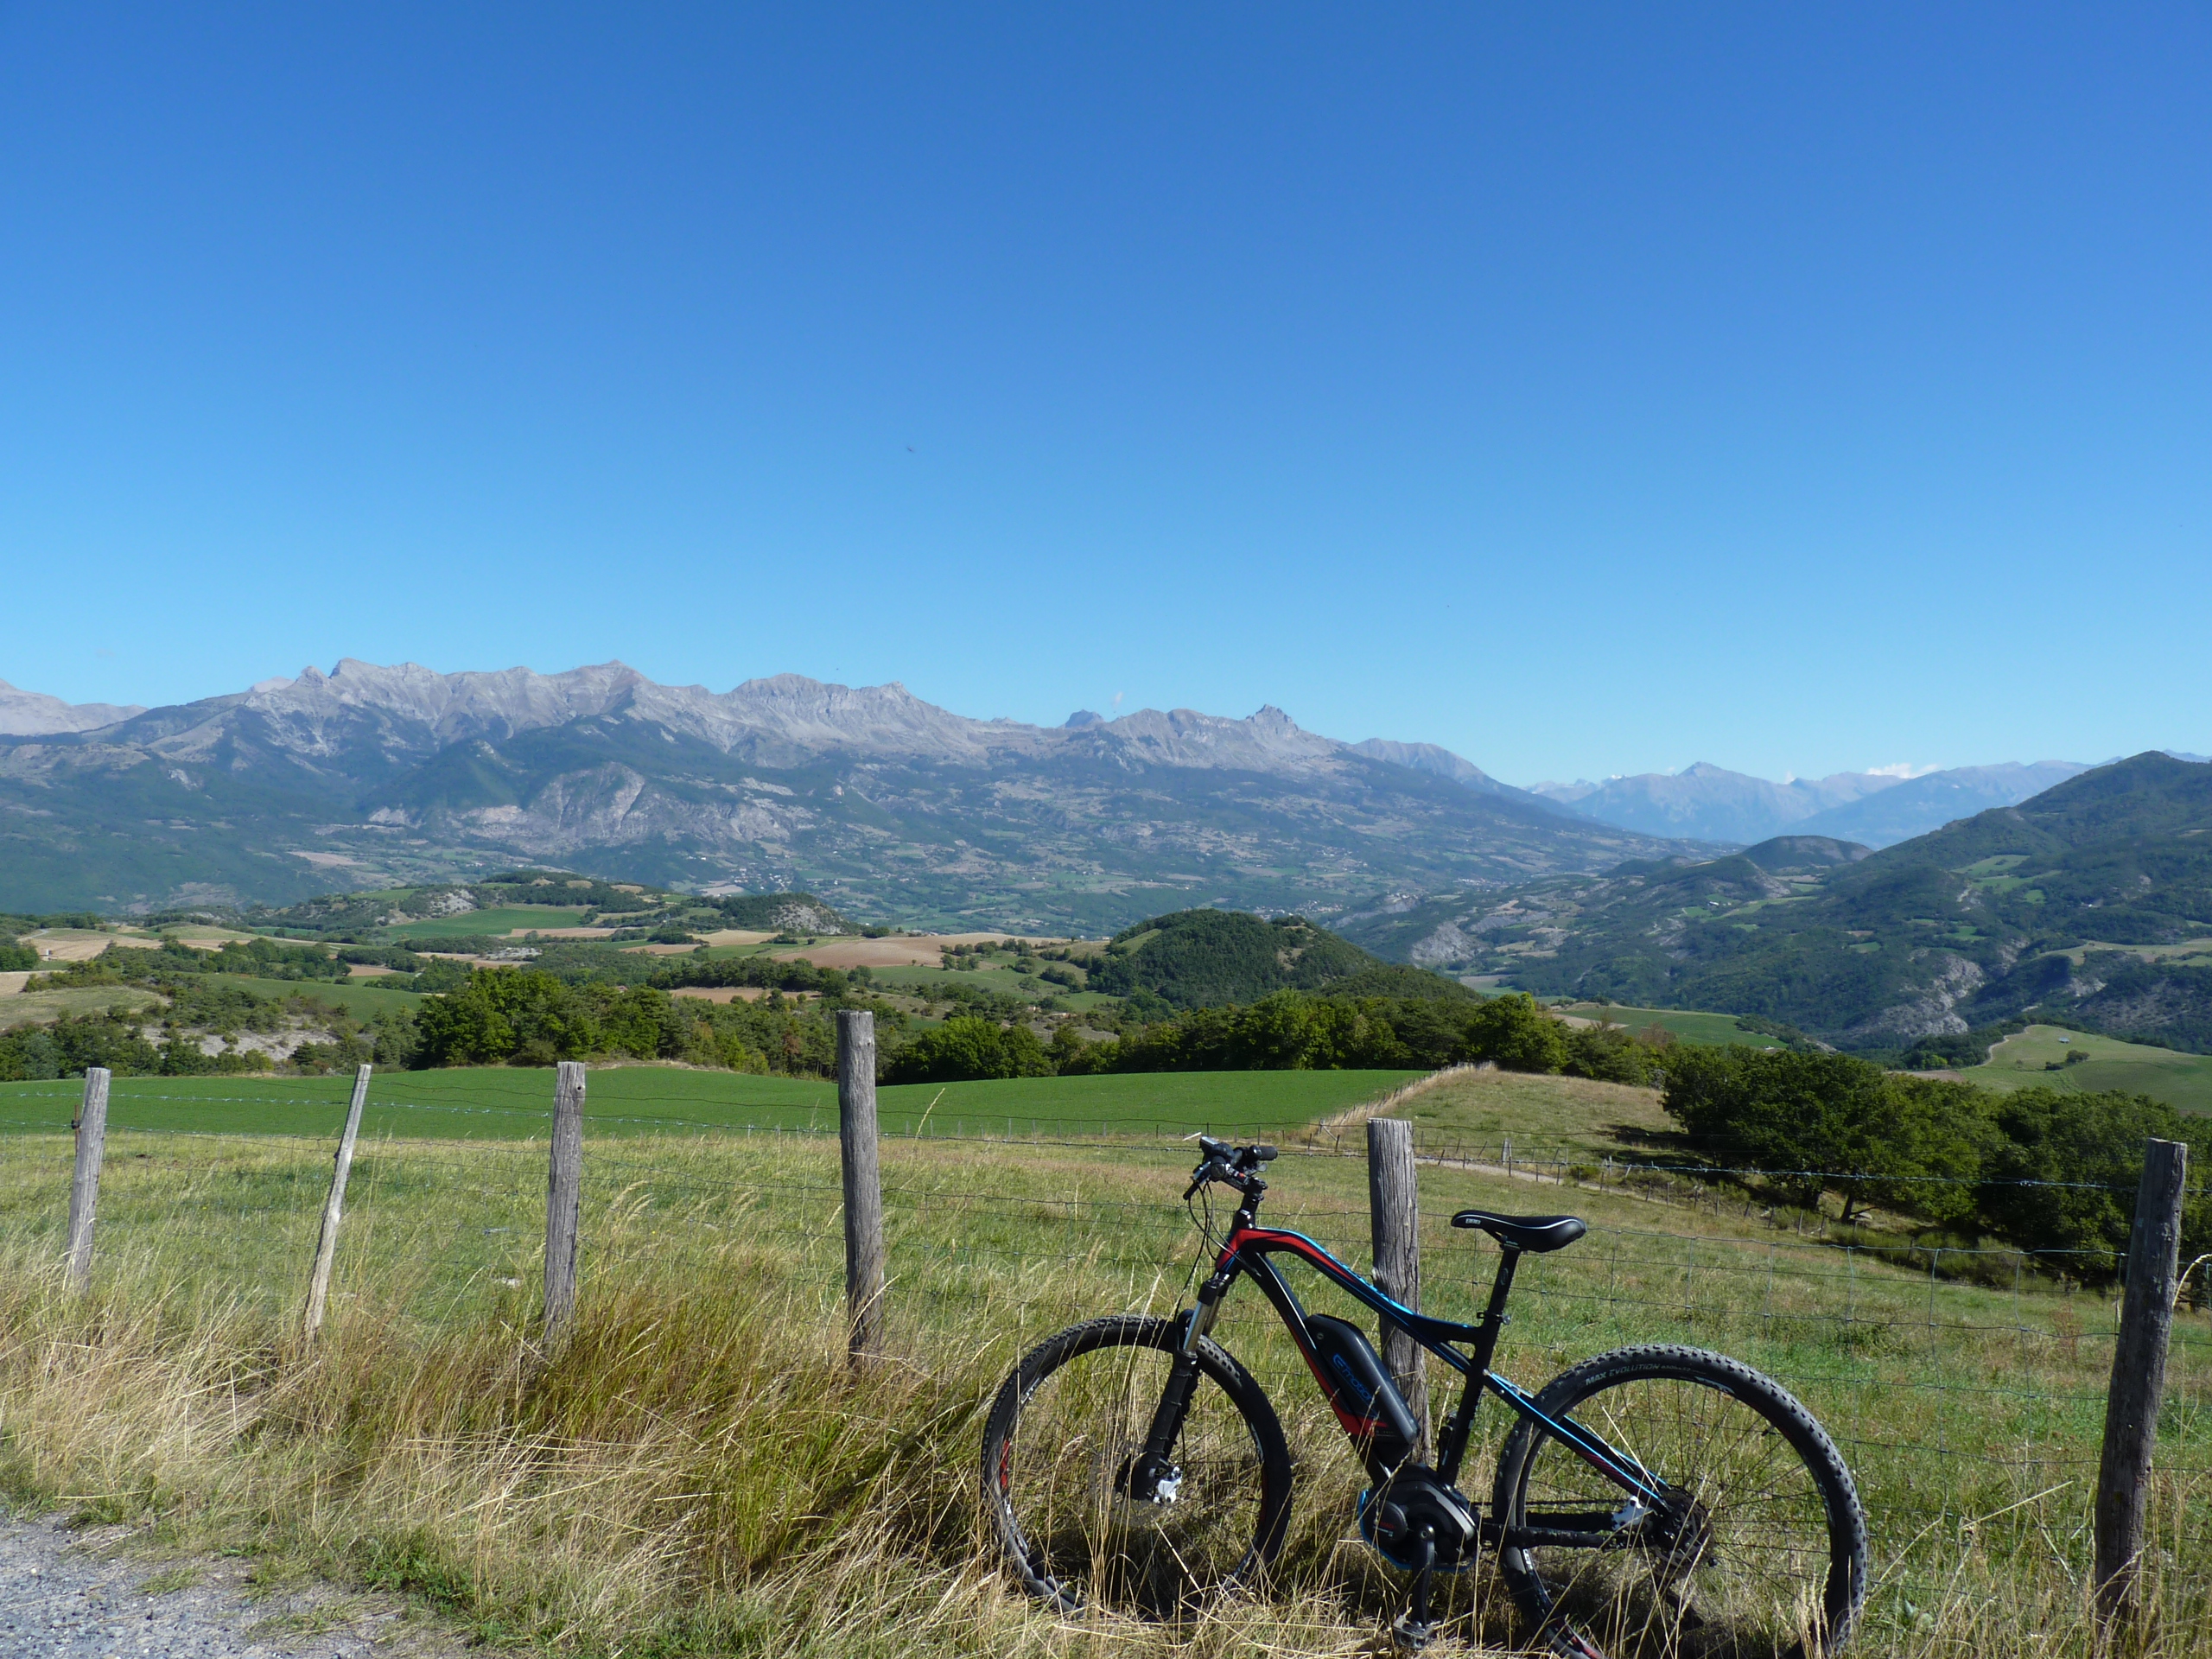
left=0, top=1065, right=1421, bottom=1141
left=0, top=982, right=161, bottom=1031
left=206, top=972, right=429, bottom=1019
left=1552, top=1001, right=1777, bottom=1047
left=0, top=1064, right=2202, bottom=1658
left=384, top=905, right=594, bottom=939
left=1964, top=1024, right=2212, bottom=1115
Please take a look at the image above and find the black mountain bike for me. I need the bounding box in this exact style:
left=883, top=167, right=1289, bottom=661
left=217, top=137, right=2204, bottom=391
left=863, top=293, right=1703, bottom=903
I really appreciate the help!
left=982, top=1137, right=1867, bottom=1656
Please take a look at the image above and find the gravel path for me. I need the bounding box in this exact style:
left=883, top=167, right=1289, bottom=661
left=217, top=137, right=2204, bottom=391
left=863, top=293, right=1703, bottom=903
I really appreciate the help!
left=0, top=1515, right=466, bottom=1657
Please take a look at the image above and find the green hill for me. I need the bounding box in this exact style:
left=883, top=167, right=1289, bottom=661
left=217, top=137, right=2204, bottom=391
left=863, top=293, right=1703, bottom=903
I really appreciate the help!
left=1961, top=1024, right=2212, bottom=1115
left=1340, top=754, right=2212, bottom=1053
left=1085, top=908, right=1468, bottom=1009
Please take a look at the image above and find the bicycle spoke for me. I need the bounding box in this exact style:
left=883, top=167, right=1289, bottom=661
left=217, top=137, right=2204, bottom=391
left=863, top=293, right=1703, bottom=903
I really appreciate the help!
left=1516, top=1370, right=1842, bottom=1656
left=989, top=1324, right=1275, bottom=1618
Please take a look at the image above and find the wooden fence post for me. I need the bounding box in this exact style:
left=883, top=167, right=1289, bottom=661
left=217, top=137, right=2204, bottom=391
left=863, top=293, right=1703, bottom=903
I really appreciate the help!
left=837, top=1011, right=886, bottom=1362
left=2094, top=1135, right=2190, bottom=1625
left=1368, top=1117, right=1431, bottom=1455
left=65, top=1067, right=111, bottom=1293
left=302, top=1065, right=372, bottom=1344
left=543, top=1061, right=586, bottom=1340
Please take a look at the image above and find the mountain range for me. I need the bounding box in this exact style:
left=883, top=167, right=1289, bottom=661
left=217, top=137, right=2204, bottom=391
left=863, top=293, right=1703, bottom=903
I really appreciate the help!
left=0, top=679, right=146, bottom=737
left=0, top=660, right=1701, bottom=926
left=1338, top=753, right=2212, bottom=1052
left=1530, top=760, right=2093, bottom=847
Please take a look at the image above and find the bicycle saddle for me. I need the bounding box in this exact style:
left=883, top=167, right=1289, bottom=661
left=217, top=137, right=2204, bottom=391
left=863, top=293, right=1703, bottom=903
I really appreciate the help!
left=1449, top=1211, right=1587, bottom=1253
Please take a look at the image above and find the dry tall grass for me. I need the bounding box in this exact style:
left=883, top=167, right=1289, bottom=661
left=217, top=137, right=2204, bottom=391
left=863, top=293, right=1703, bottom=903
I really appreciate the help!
left=0, top=1108, right=2202, bottom=1657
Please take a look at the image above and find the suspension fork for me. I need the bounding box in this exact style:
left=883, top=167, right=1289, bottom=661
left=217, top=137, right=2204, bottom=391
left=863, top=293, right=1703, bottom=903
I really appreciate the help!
left=1131, top=1249, right=1242, bottom=1484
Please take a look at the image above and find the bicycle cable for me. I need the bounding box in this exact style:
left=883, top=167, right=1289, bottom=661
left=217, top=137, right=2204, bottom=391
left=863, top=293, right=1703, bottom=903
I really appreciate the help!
left=1181, top=1179, right=1225, bottom=1304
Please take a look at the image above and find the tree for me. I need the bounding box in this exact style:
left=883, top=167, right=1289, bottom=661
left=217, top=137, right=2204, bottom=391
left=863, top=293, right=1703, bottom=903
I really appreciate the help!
left=413, top=969, right=601, bottom=1066
left=1660, top=1046, right=1995, bottom=1223
left=886, top=1016, right=1054, bottom=1084
left=1460, top=995, right=1567, bottom=1073
left=1976, top=1088, right=2207, bottom=1269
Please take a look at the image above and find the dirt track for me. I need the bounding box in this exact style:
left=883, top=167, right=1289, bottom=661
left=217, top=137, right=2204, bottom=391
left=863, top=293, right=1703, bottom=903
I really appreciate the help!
left=0, top=1514, right=463, bottom=1657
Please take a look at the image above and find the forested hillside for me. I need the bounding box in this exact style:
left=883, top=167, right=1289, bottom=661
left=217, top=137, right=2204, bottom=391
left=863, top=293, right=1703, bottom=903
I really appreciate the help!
left=1343, top=753, right=2212, bottom=1053
left=1084, top=909, right=1469, bottom=1009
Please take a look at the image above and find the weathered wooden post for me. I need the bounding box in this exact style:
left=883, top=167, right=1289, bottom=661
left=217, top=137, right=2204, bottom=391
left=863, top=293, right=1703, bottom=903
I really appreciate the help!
left=2094, top=1136, right=2190, bottom=1625
left=837, top=1010, right=886, bottom=1362
left=302, top=1065, right=372, bottom=1344
left=1368, top=1117, right=1431, bottom=1453
left=65, top=1067, right=111, bottom=1293
left=543, top=1061, right=586, bottom=1340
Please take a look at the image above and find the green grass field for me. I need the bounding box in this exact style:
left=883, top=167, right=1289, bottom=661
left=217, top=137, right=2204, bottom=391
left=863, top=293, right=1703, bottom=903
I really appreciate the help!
left=1961, top=1023, right=2212, bottom=1114
left=1555, top=1001, right=1775, bottom=1046
left=200, top=973, right=429, bottom=1019
left=0, top=1066, right=2199, bottom=1657
left=1359, top=1065, right=1673, bottom=1155
left=0, top=1065, right=1419, bottom=1141
left=384, top=905, right=592, bottom=939
left=0, top=984, right=162, bottom=1031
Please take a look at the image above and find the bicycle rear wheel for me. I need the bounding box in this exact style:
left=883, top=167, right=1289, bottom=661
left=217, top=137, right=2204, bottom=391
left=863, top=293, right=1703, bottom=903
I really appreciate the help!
left=1491, top=1344, right=1866, bottom=1658
left=981, top=1314, right=1293, bottom=1618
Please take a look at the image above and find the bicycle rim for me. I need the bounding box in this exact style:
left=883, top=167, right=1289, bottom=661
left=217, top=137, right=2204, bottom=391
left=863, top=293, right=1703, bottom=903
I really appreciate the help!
left=1498, top=1356, right=1861, bottom=1657
left=988, top=1324, right=1281, bottom=1618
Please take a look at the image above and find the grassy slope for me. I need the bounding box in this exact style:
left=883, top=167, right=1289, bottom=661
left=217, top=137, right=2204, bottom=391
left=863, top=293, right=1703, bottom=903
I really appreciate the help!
left=1358, top=1066, right=1673, bottom=1154
left=0, top=1067, right=2199, bottom=1656
left=1554, top=1001, right=1775, bottom=1046
left=385, top=906, right=591, bottom=939
left=200, top=973, right=429, bottom=1019
left=0, top=971, right=419, bottom=1036
left=1961, top=1023, right=2212, bottom=1114
left=0, top=984, right=163, bottom=1031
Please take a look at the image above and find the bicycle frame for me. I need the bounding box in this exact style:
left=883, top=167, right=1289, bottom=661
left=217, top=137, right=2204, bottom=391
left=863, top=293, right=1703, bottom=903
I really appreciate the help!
left=1146, top=1205, right=1671, bottom=1548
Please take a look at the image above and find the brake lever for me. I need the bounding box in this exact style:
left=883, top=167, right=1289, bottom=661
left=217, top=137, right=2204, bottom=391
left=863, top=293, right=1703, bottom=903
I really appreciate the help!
left=1182, top=1159, right=1230, bottom=1201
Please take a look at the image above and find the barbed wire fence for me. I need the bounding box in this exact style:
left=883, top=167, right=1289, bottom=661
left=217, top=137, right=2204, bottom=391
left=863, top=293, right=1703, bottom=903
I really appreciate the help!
left=0, top=1039, right=2203, bottom=1637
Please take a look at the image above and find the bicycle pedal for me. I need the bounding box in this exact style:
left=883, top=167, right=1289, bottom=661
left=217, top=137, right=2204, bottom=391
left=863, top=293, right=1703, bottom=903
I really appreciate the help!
left=1389, top=1613, right=1436, bottom=1653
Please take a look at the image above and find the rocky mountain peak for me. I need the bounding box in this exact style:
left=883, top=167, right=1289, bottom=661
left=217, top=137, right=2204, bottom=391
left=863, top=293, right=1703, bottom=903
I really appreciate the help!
left=0, top=679, right=147, bottom=737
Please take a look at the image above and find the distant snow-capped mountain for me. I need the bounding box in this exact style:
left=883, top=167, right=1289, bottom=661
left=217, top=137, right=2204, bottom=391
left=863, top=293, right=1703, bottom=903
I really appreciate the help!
left=1530, top=759, right=2091, bottom=848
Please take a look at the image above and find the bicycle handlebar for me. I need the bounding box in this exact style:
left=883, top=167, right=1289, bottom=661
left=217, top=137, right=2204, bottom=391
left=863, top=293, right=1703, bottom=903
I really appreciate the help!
left=1183, top=1136, right=1279, bottom=1200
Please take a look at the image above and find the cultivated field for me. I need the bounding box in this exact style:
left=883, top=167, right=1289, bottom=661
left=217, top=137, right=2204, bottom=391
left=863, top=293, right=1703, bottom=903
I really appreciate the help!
left=0, top=1066, right=2202, bottom=1657
left=1552, top=1001, right=1779, bottom=1046
left=1965, top=1024, right=2212, bottom=1115
left=0, top=1065, right=1421, bottom=1141
left=384, top=906, right=594, bottom=939
left=0, top=983, right=162, bottom=1031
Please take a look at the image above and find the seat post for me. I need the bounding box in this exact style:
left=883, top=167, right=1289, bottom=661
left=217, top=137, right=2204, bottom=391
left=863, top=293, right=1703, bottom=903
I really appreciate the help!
left=1434, top=1245, right=1522, bottom=1487
left=1468, top=1246, right=1520, bottom=1377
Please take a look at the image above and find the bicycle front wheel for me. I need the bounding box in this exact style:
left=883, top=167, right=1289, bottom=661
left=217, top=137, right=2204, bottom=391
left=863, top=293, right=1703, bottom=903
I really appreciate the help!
left=1492, top=1344, right=1867, bottom=1658
left=981, top=1314, right=1293, bottom=1618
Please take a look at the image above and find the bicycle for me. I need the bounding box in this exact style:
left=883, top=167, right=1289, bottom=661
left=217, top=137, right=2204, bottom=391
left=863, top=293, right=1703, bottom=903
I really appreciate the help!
left=982, top=1136, right=1868, bottom=1656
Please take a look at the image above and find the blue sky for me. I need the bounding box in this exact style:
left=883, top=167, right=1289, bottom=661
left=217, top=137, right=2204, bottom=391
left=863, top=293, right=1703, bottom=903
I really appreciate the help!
left=3, top=3, right=2207, bottom=786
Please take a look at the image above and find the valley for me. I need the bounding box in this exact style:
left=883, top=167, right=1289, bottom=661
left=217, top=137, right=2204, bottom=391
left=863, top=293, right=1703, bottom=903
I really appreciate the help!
left=1344, top=753, right=2212, bottom=1054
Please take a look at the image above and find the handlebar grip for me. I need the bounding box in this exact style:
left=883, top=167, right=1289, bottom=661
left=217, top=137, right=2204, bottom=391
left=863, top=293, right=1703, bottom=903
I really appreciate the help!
left=1251, top=1145, right=1278, bottom=1162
